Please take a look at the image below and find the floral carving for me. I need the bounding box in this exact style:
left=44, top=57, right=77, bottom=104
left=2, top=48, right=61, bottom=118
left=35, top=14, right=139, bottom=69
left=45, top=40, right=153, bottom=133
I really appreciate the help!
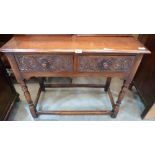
left=15, top=55, right=73, bottom=72
left=78, top=56, right=135, bottom=72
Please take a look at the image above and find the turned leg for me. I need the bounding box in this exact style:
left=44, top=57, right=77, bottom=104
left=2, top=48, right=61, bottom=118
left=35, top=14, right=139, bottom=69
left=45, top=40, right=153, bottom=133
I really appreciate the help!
left=111, top=80, right=130, bottom=118
left=111, top=55, right=144, bottom=118
left=104, top=77, right=112, bottom=92
left=39, top=77, right=45, bottom=91
left=20, top=80, right=37, bottom=118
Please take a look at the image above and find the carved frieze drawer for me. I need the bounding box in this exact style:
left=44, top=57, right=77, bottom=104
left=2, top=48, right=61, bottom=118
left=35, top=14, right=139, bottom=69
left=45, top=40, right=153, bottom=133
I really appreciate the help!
left=15, top=55, right=73, bottom=72
left=77, top=56, right=135, bottom=72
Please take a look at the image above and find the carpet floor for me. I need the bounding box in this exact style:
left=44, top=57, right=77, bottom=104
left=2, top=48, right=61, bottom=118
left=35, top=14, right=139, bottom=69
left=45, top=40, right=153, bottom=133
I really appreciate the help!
left=8, top=77, right=153, bottom=121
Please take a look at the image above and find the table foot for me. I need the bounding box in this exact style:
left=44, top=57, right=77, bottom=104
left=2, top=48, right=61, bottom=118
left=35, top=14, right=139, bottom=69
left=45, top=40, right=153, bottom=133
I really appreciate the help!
left=30, top=105, right=38, bottom=118
left=111, top=105, right=119, bottom=118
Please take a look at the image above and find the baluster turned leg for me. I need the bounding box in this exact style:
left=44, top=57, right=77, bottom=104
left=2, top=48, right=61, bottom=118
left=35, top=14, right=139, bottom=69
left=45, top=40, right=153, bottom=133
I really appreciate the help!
left=104, top=77, right=112, bottom=92
left=111, top=80, right=129, bottom=118
left=20, top=81, right=37, bottom=118
left=39, top=77, right=45, bottom=91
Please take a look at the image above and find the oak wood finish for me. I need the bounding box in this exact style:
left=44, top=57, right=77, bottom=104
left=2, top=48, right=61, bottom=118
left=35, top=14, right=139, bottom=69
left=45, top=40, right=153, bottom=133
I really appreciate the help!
left=77, top=55, right=135, bottom=72
left=15, top=54, right=73, bottom=72
left=36, top=110, right=112, bottom=115
left=1, top=35, right=149, bottom=53
left=0, top=35, right=150, bottom=118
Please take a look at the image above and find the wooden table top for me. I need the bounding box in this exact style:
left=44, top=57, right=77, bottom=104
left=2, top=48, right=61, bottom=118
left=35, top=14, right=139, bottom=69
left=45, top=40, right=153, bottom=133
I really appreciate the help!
left=0, top=35, right=150, bottom=54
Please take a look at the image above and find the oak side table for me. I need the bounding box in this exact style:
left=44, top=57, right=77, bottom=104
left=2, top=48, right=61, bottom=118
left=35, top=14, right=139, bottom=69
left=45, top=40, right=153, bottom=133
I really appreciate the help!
left=0, top=35, right=150, bottom=118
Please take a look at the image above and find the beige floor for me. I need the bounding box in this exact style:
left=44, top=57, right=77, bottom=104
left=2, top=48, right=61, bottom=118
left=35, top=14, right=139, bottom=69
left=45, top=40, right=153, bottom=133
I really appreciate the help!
left=8, top=77, right=153, bottom=121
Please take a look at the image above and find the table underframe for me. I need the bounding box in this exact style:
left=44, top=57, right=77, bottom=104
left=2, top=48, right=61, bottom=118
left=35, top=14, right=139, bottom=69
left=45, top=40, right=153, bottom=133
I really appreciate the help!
left=31, top=77, right=120, bottom=118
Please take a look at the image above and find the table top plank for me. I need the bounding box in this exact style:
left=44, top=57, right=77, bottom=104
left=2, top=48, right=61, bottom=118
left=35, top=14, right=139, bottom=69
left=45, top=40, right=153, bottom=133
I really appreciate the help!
left=0, top=35, right=150, bottom=54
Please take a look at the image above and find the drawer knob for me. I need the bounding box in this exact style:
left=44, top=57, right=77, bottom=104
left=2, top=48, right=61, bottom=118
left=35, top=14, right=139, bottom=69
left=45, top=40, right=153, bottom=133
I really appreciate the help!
left=103, top=62, right=109, bottom=69
left=41, top=60, right=48, bottom=68
left=42, top=63, right=47, bottom=68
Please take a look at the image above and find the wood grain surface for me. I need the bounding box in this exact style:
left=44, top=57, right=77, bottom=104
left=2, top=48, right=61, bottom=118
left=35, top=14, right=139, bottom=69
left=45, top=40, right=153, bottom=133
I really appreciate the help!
left=0, top=35, right=150, bottom=54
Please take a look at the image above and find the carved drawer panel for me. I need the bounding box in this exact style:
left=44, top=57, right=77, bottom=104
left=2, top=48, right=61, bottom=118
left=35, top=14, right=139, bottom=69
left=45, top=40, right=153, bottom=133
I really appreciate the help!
left=15, top=55, right=73, bottom=72
left=77, top=56, right=135, bottom=72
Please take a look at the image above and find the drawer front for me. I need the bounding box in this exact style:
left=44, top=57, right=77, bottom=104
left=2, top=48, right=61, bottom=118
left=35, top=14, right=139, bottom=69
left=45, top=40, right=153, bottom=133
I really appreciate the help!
left=77, top=56, right=135, bottom=72
left=15, top=55, right=73, bottom=72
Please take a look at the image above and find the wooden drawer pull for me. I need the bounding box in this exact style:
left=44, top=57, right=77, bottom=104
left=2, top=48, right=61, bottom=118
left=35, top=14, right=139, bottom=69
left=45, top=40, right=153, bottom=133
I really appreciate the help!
left=103, top=62, right=109, bottom=69
left=41, top=62, right=48, bottom=68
